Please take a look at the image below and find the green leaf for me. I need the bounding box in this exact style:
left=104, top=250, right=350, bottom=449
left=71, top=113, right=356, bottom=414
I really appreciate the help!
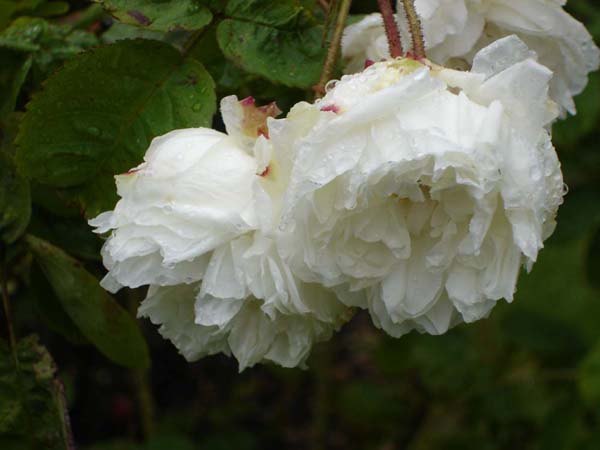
left=101, top=22, right=166, bottom=44
left=0, top=17, right=99, bottom=85
left=0, top=150, right=31, bottom=244
left=26, top=235, right=150, bottom=368
left=0, top=50, right=32, bottom=118
left=17, top=39, right=216, bottom=217
left=0, top=335, right=72, bottom=450
left=217, top=0, right=326, bottom=88
left=0, top=16, right=48, bottom=51
left=27, top=264, right=89, bottom=345
left=97, top=0, right=212, bottom=32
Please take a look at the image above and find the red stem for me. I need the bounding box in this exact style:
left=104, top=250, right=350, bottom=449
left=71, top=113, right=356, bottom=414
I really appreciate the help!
left=377, top=0, right=403, bottom=58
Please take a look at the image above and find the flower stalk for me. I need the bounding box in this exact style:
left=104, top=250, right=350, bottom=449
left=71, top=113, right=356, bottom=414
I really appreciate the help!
left=315, top=0, right=353, bottom=98
left=401, top=0, right=426, bottom=59
left=377, top=0, right=403, bottom=57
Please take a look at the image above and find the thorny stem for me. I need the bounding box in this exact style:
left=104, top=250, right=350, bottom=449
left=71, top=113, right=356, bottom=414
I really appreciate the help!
left=0, top=245, right=18, bottom=367
left=314, top=0, right=352, bottom=98
left=377, top=0, right=403, bottom=58
left=401, top=0, right=426, bottom=59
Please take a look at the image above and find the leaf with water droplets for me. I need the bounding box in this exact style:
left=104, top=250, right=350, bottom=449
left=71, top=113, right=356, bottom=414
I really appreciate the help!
left=16, top=39, right=216, bottom=217
left=96, top=0, right=212, bottom=32
left=216, top=0, right=326, bottom=88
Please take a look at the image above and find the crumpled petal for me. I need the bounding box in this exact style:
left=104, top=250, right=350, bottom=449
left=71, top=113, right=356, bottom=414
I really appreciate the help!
left=89, top=127, right=258, bottom=291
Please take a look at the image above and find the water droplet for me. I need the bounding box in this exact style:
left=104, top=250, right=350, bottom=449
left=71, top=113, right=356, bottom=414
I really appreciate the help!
left=188, top=3, right=199, bottom=13
left=192, top=103, right=202, bottom=112
left=87, top=126, right=101, bottom=137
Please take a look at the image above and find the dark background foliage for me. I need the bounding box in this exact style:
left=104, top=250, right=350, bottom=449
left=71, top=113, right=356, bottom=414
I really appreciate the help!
left=0, top=1, right=599, bottom=449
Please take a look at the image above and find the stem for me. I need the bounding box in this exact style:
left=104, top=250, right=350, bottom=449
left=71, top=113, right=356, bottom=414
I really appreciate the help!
left=127, top=290, right=155, bottom=440
left=0, top=245, right=17, bottom=367
left=314, top=0, right=352, bottom=98
left=318, top=0, right=330, bottom=12
left=377, top=0, right=403, bottom=58
left=55, top=379, right=76, bottom=450
left=131, top=368, right=155, bottom=439
left=401, top=0, right=426, bottom=59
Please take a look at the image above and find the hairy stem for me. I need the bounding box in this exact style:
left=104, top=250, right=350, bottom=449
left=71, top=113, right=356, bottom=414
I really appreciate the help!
left=314, top=0, right=352, bottom=98
left=378, top=0, right=403, bottom=58
left=401, top=0, right=426, bottom=59
left=0, top=245, right=17, bottom=367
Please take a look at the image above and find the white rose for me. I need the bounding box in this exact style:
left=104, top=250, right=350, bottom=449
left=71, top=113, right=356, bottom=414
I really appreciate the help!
left=91, top=96, right=351, bottom=370
left=342, top=0, right=600, bottom=114
left=138, top=278, right=346, bottom=370
left=275, top=36, right=564, bottom=338
left=89, top=127, right=258, bottom=292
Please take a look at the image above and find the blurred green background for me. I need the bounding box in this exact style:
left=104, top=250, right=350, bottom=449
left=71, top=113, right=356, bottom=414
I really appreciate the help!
left=1, top=1, right=600, bottom=449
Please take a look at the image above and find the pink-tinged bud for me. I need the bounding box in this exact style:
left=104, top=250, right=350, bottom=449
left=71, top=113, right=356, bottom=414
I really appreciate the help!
left=364, top=59, right=375, bottom=68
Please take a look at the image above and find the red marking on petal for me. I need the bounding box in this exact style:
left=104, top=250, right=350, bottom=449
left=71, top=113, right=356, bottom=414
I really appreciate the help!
left=239, top=99, right=280, bottom=138
left=123, top=168, right=139, bottom=175
left=364, top=59, right=375, bottom=68
left=240, top=96, right=255, bottom=106
left=259, top=165, right=271, bottom=177
left=320, top=104, right=339, bottom=113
